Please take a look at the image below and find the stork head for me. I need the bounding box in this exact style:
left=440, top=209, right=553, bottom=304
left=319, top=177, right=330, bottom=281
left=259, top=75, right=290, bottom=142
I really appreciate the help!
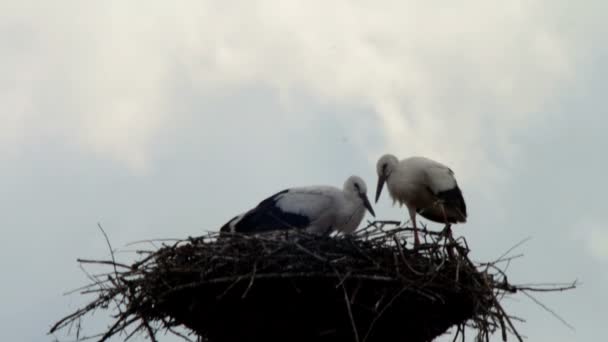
left=375, top=154, right=399, bottom=203
left=344, top=175, right=375, bottom=217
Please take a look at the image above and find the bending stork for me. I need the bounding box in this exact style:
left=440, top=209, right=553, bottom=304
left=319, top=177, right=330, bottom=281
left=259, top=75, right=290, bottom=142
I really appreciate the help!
left=375, top=154, right=467, bottom=246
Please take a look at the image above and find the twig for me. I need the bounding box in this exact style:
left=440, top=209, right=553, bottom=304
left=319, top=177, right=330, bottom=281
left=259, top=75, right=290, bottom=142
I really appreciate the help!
left=241, top=262, right=258, bottom=298
left=362, top=287, right=408, bottom=342
left=97, top=223, right=119, bottom=280
left=521, top=290, right=575, bottom=330
left=340, top=280, right=360, bottom=342
left=76, top=259, right=132, bottom=270
left=494, top=237, right=532, bottom=264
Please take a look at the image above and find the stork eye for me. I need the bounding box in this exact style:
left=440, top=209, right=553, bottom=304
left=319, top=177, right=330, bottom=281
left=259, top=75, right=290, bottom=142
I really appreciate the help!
left=354, top=183, right=360, bottom=191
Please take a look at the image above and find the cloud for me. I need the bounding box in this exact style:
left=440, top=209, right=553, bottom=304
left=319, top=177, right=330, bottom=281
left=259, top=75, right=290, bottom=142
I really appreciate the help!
left=0, top=2, right=171, bottom=170
left=585, top=226, right=608, bottom=261
left=176, top=1, right=574, bottom=177
left=570, top=217, right=608, bottom=262
left=1, top=1, right=575, bottom=178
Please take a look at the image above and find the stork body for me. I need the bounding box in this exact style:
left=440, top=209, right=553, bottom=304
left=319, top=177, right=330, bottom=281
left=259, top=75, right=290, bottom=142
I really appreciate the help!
left=375, top=155, right=467, bottom=246
left=220, top=176, right=375, bottom=235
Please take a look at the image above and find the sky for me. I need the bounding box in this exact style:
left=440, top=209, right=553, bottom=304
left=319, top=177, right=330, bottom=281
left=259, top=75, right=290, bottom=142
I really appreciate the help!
left=1, top=1, right=606, bottom=341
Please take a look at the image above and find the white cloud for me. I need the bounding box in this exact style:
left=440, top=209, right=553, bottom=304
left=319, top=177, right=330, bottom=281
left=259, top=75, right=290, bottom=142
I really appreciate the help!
left=571, top=218, right=608, bottom=262
left=1, top=0, right=577, bottom=177
left=586, top=227, right=608, bottom=261
left=1, top=2, right=171, bottom=170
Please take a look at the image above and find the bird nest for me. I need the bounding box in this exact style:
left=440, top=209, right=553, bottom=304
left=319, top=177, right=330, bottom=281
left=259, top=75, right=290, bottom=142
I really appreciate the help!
left=50, top=221, right=575, bottom=342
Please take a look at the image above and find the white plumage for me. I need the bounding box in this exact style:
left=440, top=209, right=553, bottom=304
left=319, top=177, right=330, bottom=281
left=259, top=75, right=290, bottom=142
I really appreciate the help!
left=375, top=154, right=467, bottom=245
left=220, top=175, right=376, bottom=235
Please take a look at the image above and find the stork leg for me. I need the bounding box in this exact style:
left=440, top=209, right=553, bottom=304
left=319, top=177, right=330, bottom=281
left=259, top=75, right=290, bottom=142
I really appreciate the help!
left=408, top=206, right=421, bottom=247
left=439, top=203, right=456, bottom=258
left=439, top=203, right=452, bottom=236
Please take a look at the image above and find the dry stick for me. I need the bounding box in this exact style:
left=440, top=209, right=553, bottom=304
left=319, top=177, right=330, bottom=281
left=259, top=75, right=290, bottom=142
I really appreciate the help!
left=125, top=238, right=183, bottom=247
left=491, top=292, right=523, bottom=342
left=460, top=324, right=465, bottom=342
left=164, top=325, right=197, bottom=342
left=362, top=286, right=408, bottom=342
left=451, top=323, right=464, bottom=342
left=75, top=316, right=82, bottom=340
left=457, top=242, right=514, bottom=341
left=392, top=251, right=400, bottom=277
left=340, top=280, right=360, bottom=342
left=517, top=281, right=577, bottom=292
left=349, top=279, right=363, bottom=304
left=62, top=274, right=112, bottom=296
left=294, top=242, right=329, bottom=263
left=215, top=275, right=247, bottom=300
left=521, top=290, right=575, bottom=330
left=51, top=281, right=119, bottom=333
left=97, top=223, right=119, bottom=280
left=241, top=262, right=258, bottom=298
left=477, top=254, right=524, bottom=267
left=346, top=239, right=383, bottom=269
left=123, top=322, right=145, bottom=342
left=131, top=252, right=158, bottom=270
left=50, top=307, right=90, bottom=333
left=143, top=319, right=159, bottom=342
left=517, top=281, right=578, bottom=287
left=450, top=325, right=459, bottom=342
left=93, top=224, right=132, bottom=326
left=335, top=270, right=353, bottom=289
left=161, top=273, right=397, bottom=292
left=58, top=332, right=106, bottom=342
left=98, top=314, right=140, bottom=342
left=498, top=309, right=508, bottom=341
left=112, top=249, right=154, bottom=255
left=494, top=237, right=532, bottom=264
left=77, top=259, right=132, bottom=270
left=78, top=264, right=104, bottom=292
left=374, top=220, right=402, bottom=225
left=393, top=236, right=424, bottom=276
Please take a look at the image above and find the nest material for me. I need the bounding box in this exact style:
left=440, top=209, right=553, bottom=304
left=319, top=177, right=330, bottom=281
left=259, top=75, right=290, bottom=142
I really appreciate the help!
left=50, top=221, right=575, bottom=342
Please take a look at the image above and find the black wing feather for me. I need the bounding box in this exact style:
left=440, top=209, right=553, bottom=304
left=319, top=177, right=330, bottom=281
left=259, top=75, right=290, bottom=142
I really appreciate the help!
left=436, top=186, right=467, bottom=218
left=222, top=189, right=311, bottom=233
left=417, top=185, right=467, bottom=223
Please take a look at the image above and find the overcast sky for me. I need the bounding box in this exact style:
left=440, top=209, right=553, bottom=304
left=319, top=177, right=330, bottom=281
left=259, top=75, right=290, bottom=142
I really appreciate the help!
left=1, top=1, right=606, bottom=341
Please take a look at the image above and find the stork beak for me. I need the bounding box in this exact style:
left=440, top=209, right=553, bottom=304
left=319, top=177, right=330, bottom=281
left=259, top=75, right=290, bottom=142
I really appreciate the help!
left=375, top=175, right=386, bottom=203
left=360, top=193, right=376, bottom=217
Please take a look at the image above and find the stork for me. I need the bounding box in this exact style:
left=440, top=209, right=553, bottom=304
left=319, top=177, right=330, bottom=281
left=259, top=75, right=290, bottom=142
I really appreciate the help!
left=375, top=154, right=467, bottom=246
left=220, top=175, right=376, bottom=235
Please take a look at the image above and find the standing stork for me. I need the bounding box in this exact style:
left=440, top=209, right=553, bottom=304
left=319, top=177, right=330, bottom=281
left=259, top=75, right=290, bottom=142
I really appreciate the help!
left=220, top=175, right=376, bottom=235
left=375, top=154, right=467, bottom=246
